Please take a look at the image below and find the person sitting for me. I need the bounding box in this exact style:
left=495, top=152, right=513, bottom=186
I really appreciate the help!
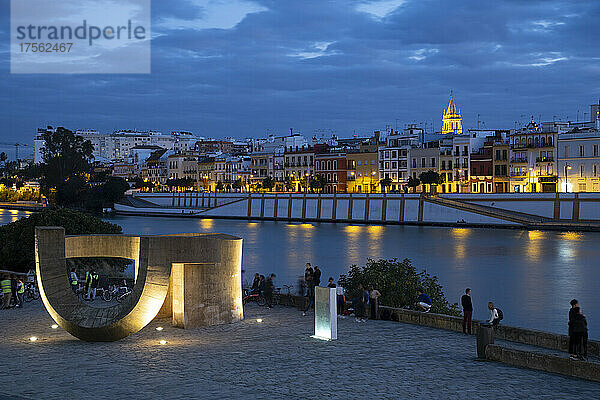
left=250, top=273, right=260, bottom=294
left=487, top=302, right=501, bottom=326
left=415, top=288, right=432, bottom=312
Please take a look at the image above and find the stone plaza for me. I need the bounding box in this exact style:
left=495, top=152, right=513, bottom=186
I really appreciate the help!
left=1, top=302, right=599, bottom=399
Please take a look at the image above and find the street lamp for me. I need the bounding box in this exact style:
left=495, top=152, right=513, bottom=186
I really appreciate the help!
left=528, top=167, right=534, bottom=192
left=564, top=164, right=572, bottom=193
left=305, top=172, right=309, bottom=192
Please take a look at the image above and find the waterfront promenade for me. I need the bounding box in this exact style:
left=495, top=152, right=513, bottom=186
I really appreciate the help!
left=1, top=303, right=599, bottom=399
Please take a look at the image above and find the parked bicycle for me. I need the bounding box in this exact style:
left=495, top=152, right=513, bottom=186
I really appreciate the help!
left=102, top=282, right=132, bottom=303
left=23, top=283, right=40, bottom=302
left=242, top=289, right=266, bottom=306
left=271, top=285, right=294, bottom=306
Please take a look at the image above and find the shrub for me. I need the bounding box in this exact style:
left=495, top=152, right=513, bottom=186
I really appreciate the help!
left=338, top=258, right=460, bottom=316
left=0, top=208, right=123, bottom=273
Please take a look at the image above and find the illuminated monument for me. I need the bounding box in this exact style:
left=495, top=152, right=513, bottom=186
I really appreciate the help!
left=442, top=93, right=463, bottom=134
left=34, top=227, right=243, bottom=342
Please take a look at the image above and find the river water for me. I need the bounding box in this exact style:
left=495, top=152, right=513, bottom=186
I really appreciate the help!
left=2, top=209, right=598, bottom=338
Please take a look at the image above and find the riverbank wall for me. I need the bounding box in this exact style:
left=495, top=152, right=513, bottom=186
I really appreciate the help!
left=0, top=202, right=46, bottom=211
left=115, top=192, right=600, bottom=231
left=277, top=294, right=600, bottom=382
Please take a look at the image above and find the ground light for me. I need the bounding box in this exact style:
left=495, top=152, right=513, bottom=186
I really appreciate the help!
left=256, top=318, right=263, bottom=323
left=155, top=326, right=163, bottom=331
left=159, top=340, right=167, bottom=345
left=51, top=324, right=58, bottom=329
left=29, top=336, right=38, bottom=342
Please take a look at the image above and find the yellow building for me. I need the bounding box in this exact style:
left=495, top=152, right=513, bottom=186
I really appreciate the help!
left=442, top=93, right=463, bottom=135
left=346, top=150, right=379, bottom=193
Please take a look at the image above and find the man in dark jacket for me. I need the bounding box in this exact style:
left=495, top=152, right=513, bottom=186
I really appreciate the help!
left=313, top=266, right=321, bottom=287
left=568, top=299, right=579, bottom=358
left=570, top=306, right=588, bottom=361
left=304, top=263, right=314, bottom=297
left=461, top=288, right=473, bottom=334
left=264, top=274, right=275, bottom=309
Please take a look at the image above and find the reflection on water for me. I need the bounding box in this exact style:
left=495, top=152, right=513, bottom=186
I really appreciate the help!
left=1, top=209, right=599, bottom=338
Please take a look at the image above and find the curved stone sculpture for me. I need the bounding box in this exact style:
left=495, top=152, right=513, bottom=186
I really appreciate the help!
left=35, top=227, right=243, bottom=342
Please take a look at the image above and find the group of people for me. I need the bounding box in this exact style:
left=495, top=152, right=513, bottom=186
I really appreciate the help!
left=301, top=262, right=387, bottom=323
left=0, top=270, right=35, bottom=309
left=249, top=272, right=276, bottom=308
left=69, top=268, right=100, bottom=301
left=460, top=288, right=503, bottom=335
left=461, top=290, right=589, bottom=362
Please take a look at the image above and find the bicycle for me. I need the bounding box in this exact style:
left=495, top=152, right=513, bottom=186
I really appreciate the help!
left=270, top=285, right=293, bottom=306
left=23, top=283, right=40, bottom=302
left=102, top=283, right=132, bottom=303
left=242, top=289, right=266, bottom=306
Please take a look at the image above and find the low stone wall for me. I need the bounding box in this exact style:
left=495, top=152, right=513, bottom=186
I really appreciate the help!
left=485, top=345, right=600, bottom=383
left=379, top=306, right=600, bottom=358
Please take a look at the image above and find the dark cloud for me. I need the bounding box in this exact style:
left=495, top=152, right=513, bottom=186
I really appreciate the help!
left=1, top=0, right=599, bottom=152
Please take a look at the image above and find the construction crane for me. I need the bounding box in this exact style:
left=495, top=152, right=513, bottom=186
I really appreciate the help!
left=0, top=142, right=29, bottom=160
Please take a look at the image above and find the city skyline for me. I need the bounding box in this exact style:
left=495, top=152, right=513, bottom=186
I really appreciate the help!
left=2, top=0, right=600, bottom=144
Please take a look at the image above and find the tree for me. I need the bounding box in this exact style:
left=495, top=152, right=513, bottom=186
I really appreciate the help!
left=338, top=258, right=460, bottom=316
left=380, top=177, right=392, bottom=193
left=262, top=176, right=275, bottom=191
left=284, top=177, right=295, bottom=192
left=0, top=152, right=7, bottom=164
left=56, top=176, right=88, bottom=207
left=0, top=208, right=123, bottom=272
left=40, top=127, right=94, bottom=190
left=309, top=175, right=326, bottom=192
left=85, top=177, right=130, bottom=210
left=232, top=179, right=243, bottom=192
left=407, top=176, right=420, bottom=193
left=419, top=170, right=442, bottom=194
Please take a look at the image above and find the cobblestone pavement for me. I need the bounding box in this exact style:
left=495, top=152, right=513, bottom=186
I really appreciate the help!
left=1, top=302, right=599, bottom=400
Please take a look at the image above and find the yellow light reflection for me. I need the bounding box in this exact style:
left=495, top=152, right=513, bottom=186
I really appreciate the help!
left=560, top=232, right=582, bottom=241
left=526, top=230, right=546, bottom=261
left=344, top=225, right=362, bottom=234
left=199, top=219, right=214, bottom=230
left=450, top=228, right=470, bottom=238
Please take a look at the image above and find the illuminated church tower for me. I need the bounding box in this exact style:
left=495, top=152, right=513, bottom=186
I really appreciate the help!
left=442, top=93, right=463, bottom=134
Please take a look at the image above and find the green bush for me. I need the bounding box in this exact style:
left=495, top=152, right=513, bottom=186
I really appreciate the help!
left=0, top=208, right=123, bottom=272
left=339, top=258, right=460, bottom=316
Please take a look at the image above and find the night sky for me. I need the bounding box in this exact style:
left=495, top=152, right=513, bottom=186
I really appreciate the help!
left=1, top=0, right=599, bottom=154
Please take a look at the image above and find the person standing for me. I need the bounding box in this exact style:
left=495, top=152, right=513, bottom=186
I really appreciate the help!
left=264, top=274, right=275, bottom=309
left=570, top=306, right=588, bottom=361
left=313, top=266, right=322, bottom=287
left=1, top=275, right=12, bottom=309
left=369, top=286, right=381, bottom=320
left=327, top=277, right=336, bottom=288
left=10, top=275, right=17, bottom=307
left=88, top=270, right=99, bottom=301
left=336, top=282, right=345, bottom=317
left=84, top=267, right=92, bottom=300
left=69, top=268, right=79, bottom=294
left=16, top=278, right=25, bottom=308
left=304, top=263, right=314, bottom=297
left=461, top=288, right=473, bottom=334
left=568, top=299, right=579, bottom=358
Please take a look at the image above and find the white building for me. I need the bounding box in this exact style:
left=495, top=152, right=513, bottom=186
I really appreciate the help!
left=33, top=127, right=198, bottom=163
left=557, top=129, right=600, bottom=192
